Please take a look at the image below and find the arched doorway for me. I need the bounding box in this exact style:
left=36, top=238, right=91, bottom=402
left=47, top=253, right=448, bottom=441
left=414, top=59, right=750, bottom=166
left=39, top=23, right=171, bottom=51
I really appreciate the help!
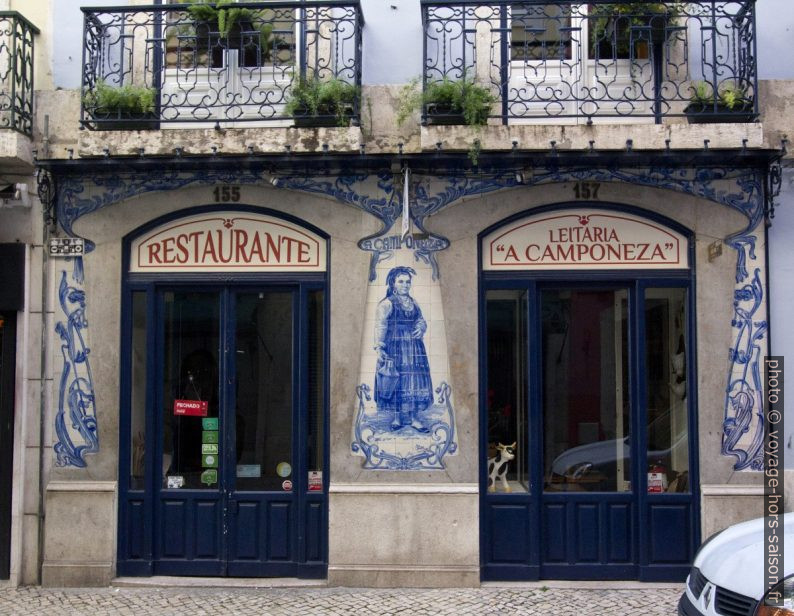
left=117, top=207, right=328, bottom=577
left=479, top=204, right=699, bottom=581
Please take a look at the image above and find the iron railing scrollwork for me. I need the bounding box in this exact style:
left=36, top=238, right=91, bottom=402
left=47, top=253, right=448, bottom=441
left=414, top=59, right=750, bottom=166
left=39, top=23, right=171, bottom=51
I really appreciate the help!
left=80, top=2, right=363, bottom=129
left=0, top=12, right=38, bottom=137
left=421, top=0, right=758, bottom=124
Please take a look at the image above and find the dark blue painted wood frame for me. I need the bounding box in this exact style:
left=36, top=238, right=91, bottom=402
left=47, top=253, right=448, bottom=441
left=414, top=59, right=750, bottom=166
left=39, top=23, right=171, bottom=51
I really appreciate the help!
left=117, top=205, right=330, bottom=578
left=478, top=202, right=700, bottom=582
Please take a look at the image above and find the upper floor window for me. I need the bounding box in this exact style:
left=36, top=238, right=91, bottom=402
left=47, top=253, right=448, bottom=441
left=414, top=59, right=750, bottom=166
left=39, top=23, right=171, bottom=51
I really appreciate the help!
left=165, top=0, right=296, bottom=69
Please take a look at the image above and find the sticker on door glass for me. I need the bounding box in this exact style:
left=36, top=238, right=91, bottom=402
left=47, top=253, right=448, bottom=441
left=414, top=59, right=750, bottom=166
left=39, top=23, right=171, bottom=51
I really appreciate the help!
left=167, top=475, right=184, bottom=489
left=201, top=469, right=218, bottom=486
left=202, top=430, right=219, bottom=444
left=202, top=417, right=218, bottom=431
left=202, top=444, right=219, bottom=455
left=276, top=462, right=292, bottom=477
left=308, top=471, right=323, bottom=491
left=281, top=479, right=293, bottom=491
left=202, top=454, right=218, bottom=468
left=237, top=464, right=261, bottom=478
left=173, top=399, right=208, bottom=417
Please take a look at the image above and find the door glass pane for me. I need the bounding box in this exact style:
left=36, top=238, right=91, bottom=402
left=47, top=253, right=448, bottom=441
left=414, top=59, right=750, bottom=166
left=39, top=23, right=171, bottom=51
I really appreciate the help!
left=130, top=291, right=147, bottom=490
left=485, top=290, right=528, bottom=494
left=511, top=4, right=572, bottom=60
left=234, top=291, right=293, bottom=491
left=543, top=289, right=630, bottom=492
left=162, top=292, right=220, bottom=490
left=307, top=290, right=324, bottom=491
left=645, top=288, right=689, bottom=493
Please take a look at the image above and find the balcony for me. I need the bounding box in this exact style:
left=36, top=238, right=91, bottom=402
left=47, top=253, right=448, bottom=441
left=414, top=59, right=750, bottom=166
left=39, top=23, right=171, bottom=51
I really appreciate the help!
left=421, top=1, right=759, bottom=126
left=0, top=12, right=38, bottom=171
left=79, top=2, right=362, bottom=131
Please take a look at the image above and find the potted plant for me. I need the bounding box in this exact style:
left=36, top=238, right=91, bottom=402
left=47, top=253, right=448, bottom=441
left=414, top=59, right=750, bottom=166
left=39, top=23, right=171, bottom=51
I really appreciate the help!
left=589, top=2, right=681, bottom=59
left=684, top=80, right=755, bottom=123
left=285, top=76, right=358, bottom=127
left=422, top=78, right=496, bottom=126
left=83, top=79, right=158, bottom=129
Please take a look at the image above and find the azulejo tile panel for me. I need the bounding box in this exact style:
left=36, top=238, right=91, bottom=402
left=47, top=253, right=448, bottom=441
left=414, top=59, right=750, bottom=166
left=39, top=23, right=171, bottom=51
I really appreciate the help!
left=352, top=223, right=457, bottom=470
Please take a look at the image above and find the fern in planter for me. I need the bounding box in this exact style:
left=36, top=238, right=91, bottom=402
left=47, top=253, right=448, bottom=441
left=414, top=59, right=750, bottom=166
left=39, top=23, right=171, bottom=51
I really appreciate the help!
left=285, top=77, right=358, bottom=127
left=684, top=80, right=755, bottom=123
left=423, top=78, right=496, bottom=126
left=83, top=79, right=157, bottom=127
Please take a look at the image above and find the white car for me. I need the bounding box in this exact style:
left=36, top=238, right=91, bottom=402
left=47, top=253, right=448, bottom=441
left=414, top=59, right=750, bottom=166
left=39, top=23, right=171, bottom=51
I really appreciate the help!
left=679, top=512, right=793, bottom=615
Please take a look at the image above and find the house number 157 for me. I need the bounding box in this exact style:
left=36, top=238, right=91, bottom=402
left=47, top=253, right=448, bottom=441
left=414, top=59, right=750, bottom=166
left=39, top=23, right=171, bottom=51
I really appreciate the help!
left=213, top=185, right=240, bottom=202
left=573, top=181, right=600, bottom=199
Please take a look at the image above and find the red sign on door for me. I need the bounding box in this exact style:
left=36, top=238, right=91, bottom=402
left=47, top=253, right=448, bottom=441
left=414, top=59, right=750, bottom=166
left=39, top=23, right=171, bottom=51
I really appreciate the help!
left=173, top=399, right=208, bottom=417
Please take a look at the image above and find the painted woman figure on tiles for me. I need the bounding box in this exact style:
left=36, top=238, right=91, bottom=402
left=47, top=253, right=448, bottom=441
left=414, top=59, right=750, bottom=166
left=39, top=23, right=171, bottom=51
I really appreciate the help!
left=374, top=266, right=432, bottom=432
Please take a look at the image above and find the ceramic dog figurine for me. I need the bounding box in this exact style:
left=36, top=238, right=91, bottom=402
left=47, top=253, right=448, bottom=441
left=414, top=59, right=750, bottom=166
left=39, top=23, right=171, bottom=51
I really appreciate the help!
left=487, top=442, right=516, bottom=492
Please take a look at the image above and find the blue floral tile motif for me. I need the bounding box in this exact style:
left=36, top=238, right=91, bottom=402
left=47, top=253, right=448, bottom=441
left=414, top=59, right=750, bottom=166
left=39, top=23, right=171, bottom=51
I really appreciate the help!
left=53, top=264, right=98, bottom=467
left=721, top=233, right=768, bottom=471
left=352, top=261, right=456, bottom=470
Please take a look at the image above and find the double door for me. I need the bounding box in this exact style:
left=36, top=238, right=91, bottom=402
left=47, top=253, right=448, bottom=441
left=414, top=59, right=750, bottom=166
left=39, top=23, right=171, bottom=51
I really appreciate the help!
left=481, top=281, right=697, bottom=581
left=119, top=284, right=326, bottom=577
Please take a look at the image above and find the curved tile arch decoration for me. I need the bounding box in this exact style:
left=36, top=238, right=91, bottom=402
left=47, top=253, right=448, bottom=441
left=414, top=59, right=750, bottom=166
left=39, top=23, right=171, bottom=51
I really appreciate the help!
left=51, top=163, right=768, bottom=469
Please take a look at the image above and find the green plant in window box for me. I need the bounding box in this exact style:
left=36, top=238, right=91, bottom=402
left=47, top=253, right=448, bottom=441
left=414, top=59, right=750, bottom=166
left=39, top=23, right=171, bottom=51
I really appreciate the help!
left=589, top=2, right=682, bottom=59
left=285, top=76, right=359, bottom=127
left=683, top=80, right=755, bottom=123
left=395, top=76, right=496, bottom=165
left=83, top=79, right=158, bottom=129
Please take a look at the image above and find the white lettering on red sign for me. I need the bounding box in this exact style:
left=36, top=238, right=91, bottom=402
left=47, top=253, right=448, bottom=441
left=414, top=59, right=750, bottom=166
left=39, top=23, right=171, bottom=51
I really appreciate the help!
left=482, top=210, right=688, bottom=271
left=174, top=399, right=209, bottom=417
left=131, top=214, right=326, bottom=272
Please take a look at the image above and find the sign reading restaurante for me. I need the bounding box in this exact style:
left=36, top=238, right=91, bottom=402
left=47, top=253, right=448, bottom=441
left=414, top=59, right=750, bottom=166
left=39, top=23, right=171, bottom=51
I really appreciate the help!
left=130, top=212, right=327, bottom=272
left=482, top=209, right=688, bottom=270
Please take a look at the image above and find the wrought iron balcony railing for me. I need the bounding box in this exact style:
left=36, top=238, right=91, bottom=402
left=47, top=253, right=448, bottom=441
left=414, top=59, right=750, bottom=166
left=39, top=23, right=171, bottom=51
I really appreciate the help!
left=421, top=1, right=758, bottom=124
left=80, top=2, right=363, bottom=129
left=0, top=12, right=38, bottom=137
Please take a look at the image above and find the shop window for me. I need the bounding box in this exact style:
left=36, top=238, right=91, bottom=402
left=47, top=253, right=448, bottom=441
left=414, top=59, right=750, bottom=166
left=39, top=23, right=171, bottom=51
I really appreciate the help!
left=307, top=290, right=325, bottom=490
left=543, top=289, right=631, bottom=493
left=162, top=291, right=221, bottom=490
left=129, top=291, right=147, bottom=490
left=485, top=290, right=528, bottom=493
left=233, top=291, right=293, bottom=491
left=644, top=288, right=689, bottom=493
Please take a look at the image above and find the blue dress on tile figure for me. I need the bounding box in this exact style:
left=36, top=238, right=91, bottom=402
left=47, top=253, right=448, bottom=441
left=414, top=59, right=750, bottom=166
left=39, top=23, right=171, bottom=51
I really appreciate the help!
left=374, top=267, right=432, bottom=432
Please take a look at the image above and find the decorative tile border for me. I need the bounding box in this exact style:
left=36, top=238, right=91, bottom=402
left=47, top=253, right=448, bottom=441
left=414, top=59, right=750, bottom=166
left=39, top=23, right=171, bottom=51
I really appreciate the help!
left=47, top=164, right=770, bottom=470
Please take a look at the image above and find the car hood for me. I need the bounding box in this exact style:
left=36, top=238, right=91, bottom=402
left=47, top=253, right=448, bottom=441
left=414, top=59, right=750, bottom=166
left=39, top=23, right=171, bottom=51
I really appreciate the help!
left=550, top=439, right=629, bottom=474
left=695, top=512, right=794, bottom=600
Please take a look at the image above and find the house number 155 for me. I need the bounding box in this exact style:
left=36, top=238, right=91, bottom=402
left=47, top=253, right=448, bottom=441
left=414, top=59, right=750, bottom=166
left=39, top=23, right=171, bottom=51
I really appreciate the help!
left=213, top=185, right=240, bottom=202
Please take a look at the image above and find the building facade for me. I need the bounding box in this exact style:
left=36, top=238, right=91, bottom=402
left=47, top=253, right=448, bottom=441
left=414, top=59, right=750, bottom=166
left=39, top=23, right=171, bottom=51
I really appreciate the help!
left=1, top=0, right=792, bottom=587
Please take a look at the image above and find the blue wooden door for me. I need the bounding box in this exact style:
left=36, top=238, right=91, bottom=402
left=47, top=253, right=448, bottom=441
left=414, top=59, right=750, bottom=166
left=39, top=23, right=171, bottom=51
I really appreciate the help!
left=481, top=281, right=697, bottom=581
left=138, top=284, right=326, bottom=577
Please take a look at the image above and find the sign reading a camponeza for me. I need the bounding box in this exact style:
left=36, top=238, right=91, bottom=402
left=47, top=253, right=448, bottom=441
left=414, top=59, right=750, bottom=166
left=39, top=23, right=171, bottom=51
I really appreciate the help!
left=482, top=209, right=688, bottom=270
left=130, top=213, right=326, bottom=272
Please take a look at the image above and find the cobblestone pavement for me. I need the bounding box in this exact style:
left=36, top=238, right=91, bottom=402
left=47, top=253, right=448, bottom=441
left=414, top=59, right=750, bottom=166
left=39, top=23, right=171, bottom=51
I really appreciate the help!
left=0, top=585, right=680, bottom=615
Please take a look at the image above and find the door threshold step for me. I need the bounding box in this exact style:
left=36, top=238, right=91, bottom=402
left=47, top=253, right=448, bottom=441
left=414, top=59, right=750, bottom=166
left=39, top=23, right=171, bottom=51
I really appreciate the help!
left=113, top=576, right=327, bottom=589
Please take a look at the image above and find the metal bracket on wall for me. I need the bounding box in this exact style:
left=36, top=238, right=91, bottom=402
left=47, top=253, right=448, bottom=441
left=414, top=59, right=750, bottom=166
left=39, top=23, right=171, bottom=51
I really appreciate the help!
left=35, top=167, right=56, bottom=231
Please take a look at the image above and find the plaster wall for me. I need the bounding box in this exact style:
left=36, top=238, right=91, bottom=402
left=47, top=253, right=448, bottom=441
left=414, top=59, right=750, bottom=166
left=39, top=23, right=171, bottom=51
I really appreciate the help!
left=769, top=170, right=794, bottom=471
